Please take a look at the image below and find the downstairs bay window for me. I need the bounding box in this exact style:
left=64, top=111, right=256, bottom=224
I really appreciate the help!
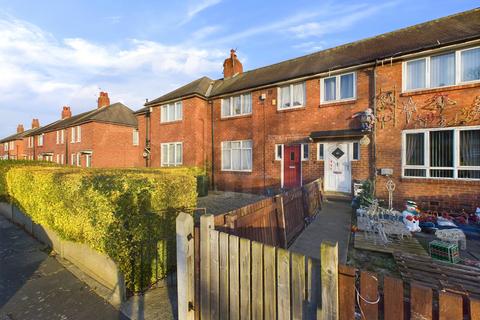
left=402, top=127, right=480, bottom=179
left=221, top=140, right=252, bottom=171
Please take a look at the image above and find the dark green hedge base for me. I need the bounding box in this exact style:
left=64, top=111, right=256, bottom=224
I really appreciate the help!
left=0, top=161, right=198, bottom=292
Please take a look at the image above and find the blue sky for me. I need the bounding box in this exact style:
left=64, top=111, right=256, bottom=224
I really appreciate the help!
left=0, top=0, right=478, bottom=137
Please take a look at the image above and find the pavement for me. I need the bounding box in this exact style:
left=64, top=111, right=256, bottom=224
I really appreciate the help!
left=289, top=200, right=352, bottom=264
left=0, top=214, right=128, bottom=320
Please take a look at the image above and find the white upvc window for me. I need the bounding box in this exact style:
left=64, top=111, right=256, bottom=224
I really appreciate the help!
left=56, top=154, right=60, bottom=163
left=161, top=101, right=182, bottom=123
left=403, top=46, right=480, bottom=92
left=317, top=143, right=325, bottom=160
left=61, top=154, right=64, bottom=165
left=86, top=154, right=92, bottom=168
left=402, top=126, right=480, bottom=180
left=301, top=144, right=309, bottom=161
left=221, top=140, right=253, bottom=172
left=9, top=141, right=14, bottom=151
left=161, top=142, right=183, bottom=166
left=28, top=137, right=34, bottom=148
left=221, top=93, right=252, bottom=118
left=133, top=129, right=139, bottom=146
left=3, top=143, right=7, bottom=152
left=56, top=131, right=60, bottom=144
left=76, top=126, right=81, bottom=143
left=60, top=130, right=64, bottom=144
left=352, top=142, right=360, bottom=161
left=71, top=127, right=76, bottom=143
left=278, top=82, right=306, bottom=110
left=76, top=153, right=81, bottom=167
left=320, top=72, right=356, bottom=103
left=38, top=134, right=44, bottom=146
left=71, top=153, right=76, bottom=166
left=275, top=144, right=284, bottom=161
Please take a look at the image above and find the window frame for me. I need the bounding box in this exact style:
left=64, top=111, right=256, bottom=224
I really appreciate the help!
left=38, top=134, right=44, bottom=146
left=71, top=127, right=76, bottom=143
left=301, top=144, right=309, bottom=161
left=133, top=129, right=139, bottom=146
left=317, top=143, right=324, bottom=160
left=320, top=72, right=357, bottom=104
left=352, top=142, right=360, bottom=161
left=221, top=139, right=253, bottom=172
left=160, top=142, right=183, bottom=167
left=277, top=81, right=306, bottom=110
left=221, top=93, right=252, bottom=118
left=76, top=126, right=81, bottom=143
left=160, top=101, right=183, bottom=123
left=402, top=46, right=480, bottom=92
left=401, top=125, right=480, bottom=180
left=275, top=144, right=283, bottom=161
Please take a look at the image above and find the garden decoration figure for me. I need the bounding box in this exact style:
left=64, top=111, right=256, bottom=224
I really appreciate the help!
left=385, top=178, right=395, bottom=210
left=352, top=108, right=375, bottom=132
left=402, top=200, right=421, bottom=232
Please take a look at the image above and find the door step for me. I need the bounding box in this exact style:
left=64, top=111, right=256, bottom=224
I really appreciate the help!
left=324, top=191, right=352, bottom=202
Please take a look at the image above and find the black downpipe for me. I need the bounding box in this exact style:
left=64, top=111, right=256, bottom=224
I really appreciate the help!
left=210, top=100, right=215, bottom=189
left=145, top=109, right=151, bottom=167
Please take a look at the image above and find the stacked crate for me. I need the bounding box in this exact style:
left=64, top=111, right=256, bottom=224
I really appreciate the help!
left=429, top=240, right=460, bottom=263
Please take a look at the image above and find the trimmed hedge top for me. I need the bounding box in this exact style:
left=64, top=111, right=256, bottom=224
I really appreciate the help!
left=0, top=161, right=199, bottom=292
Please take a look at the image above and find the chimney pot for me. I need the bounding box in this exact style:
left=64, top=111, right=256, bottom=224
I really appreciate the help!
left=31, top=119, right=40, bottom=129
left=97, top=91, right=110, bottom=108
left=223, top=49, right=243, bottom=79
left=61, top=106, right=72, bottom=119
left=17, top=124, right=24, bottom=133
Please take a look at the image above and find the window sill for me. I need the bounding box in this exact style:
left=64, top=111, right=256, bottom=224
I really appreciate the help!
left=276, top=106, right=306, bottom=113
left=221, top=169, right=252, bottom=174
left=400, top=176, right=480, bottom=184
left=160, top=120, right=183, bottom=125
left=220, top=114, right=252, bottom=121
left=400, top=82, right=480, bottom=97
left=319, top=99, right=356, bottom=107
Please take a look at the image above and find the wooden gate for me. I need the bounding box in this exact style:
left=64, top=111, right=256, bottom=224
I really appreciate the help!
left=176, top=212, right=480, bottom=320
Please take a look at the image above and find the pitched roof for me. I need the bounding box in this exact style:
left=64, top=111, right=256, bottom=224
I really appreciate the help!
left=23, top=103, right=137, bottom=136
left=141, top=76, right=213, bottom=109
left=0, top=128, right=35, bottom=143
left=135, top=7, right=480, bottom=113
left=209, top=8, right=480, bottom=97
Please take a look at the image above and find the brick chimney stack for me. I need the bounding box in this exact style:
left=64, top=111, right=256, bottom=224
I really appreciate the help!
left=223, top=49, right=243, bottom=79
left=31, top=119, right=40, bottom=129
left=17, top=124, right=24, bottom=133
left=61, top=106, right=72, bottom=119
left=97, top=91, right=110, bottom=108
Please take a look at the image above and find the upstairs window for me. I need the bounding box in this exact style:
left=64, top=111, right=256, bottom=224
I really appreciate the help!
left=161, top=142, right=182, bottom=167
left=71, top=127, right=76, bottom=143
left=161, top=101, right=182, bottom=123
left=222, top=93, right=252, bottom=117
left=56, top=130, right=65, bottom=144
left=9, top=141, right=14, bottom=151
left=76, top=126, right=81, bottom=143
left=404, top=46, right=480, bottom=91
left=221, top=140, right=252, bottom=171
left=402, top=127, right=480, bottom=180
left=38, top=134, right=44, bottom=146
left=278, top=82, right=305, bottom=109
left=321, top=72, right=356, bottom=103
left=133, top=129, right=139, bottom=146
left=3, top=143, right=8, bottom=152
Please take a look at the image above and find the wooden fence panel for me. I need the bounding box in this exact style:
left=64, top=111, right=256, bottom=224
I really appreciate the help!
left=219, top=232, right=230, bottom=319
left=283, top=188, right=305, bottom=245
left=176, top=212, right=195, bottom=320
left=251, top=242, right=263, bottom=320
left=439, top=291, right=463, bottom=320
left=277, top=248, right=291, bottom=320
left=471, top=298, right=480, bottom=320
left=360, top=271, right=378, bottom=320
left=264, top=245, right=277, bottom=320
left=200, top=215, right=214, bottom=320
left=383, top=276, right=404, bottom=320
left=291, top=252, right=306, bottom=320
left=240, top=238, right=251, bottom=320
left=321, top=242, right=339, bottom=320
left=307, top=258, right=320, bottom=319
left=229, top=235, right=240, bottom=320
left=209, top=230, right=220, bottom=320
left=410, top=284, right=432, bottom=320
left=338, top=265, right=356, bottom=320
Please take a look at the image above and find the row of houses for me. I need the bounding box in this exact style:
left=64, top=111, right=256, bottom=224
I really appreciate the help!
left=2, top=8, right=480, bottom=210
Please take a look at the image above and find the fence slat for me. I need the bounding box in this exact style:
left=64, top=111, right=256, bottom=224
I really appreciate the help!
left=264, top=245, right=277, bottom=320
left=338, top=265, right=356, bottom=320
left=359, top=271, right=378, bottom=320
left=471, top=298, right=480, bottom=320
left=210, top=230, right=220, bottom=320
left=219, top=232, right=230, bottom=319
left=410, top=284, right=432, bottom=320
left=251, top=242, right=263, bottom=320
left=229, top=235, right=240, bottom=320
left=439, top=291, right=462, bottom=320
left=384, top=276, right=404, bottom=320
left=291, top=252, right=305, bottom=320
left=240, top=238, right=251, bottom=320
left=277, top=248, right=291, bottom=320
left=201, top=215, right=214, bottom=320
left=307, top=258, right=320, bottom=319
left=176, top=212, right=194, bottom=320
left=321, top=242, right=339, bottom=320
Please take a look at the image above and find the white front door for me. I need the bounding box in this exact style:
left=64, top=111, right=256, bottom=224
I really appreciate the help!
left=324, top=143, right=351, bottom=193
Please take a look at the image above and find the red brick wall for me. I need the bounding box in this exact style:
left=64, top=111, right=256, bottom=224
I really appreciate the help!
left=374, top=61, right=480, bottom=211
left=137, top=97, right=212, bottom=171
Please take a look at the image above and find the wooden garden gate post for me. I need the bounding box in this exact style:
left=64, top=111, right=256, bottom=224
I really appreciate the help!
left=200, top=214, right=214, bottom=320
left=320, top=241, right=339, bottom=320
left=176, top=212, right=195, bottom=320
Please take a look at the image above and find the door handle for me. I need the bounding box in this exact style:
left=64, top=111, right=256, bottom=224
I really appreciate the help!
left=289, top=166, right=295, bottom=169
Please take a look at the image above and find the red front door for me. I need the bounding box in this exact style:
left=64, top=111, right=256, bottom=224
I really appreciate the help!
left=284, top=145, right=301, bottom=188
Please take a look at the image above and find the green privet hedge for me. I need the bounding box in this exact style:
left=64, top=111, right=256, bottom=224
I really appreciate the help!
left=4, top=165, right=197, bottom=292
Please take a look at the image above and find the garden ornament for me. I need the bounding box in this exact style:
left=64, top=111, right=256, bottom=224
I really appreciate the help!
left=352, top=108, right=375, bottom=132
left=402, top=201, right=421, bottom=232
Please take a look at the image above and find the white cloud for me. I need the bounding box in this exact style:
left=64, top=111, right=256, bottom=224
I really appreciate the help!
left=179, top=0, right=222, bottom=25
left=292, top=41, right=326, bottom=53
left=0, top=15, right=226, bottom=136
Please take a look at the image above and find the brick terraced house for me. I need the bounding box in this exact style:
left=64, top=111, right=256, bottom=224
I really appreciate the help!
left=0, top=123, right=37, bottom=160
left=136, top=9, right=480, bottom=210
left=20, top=92, right=141, bottom=168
